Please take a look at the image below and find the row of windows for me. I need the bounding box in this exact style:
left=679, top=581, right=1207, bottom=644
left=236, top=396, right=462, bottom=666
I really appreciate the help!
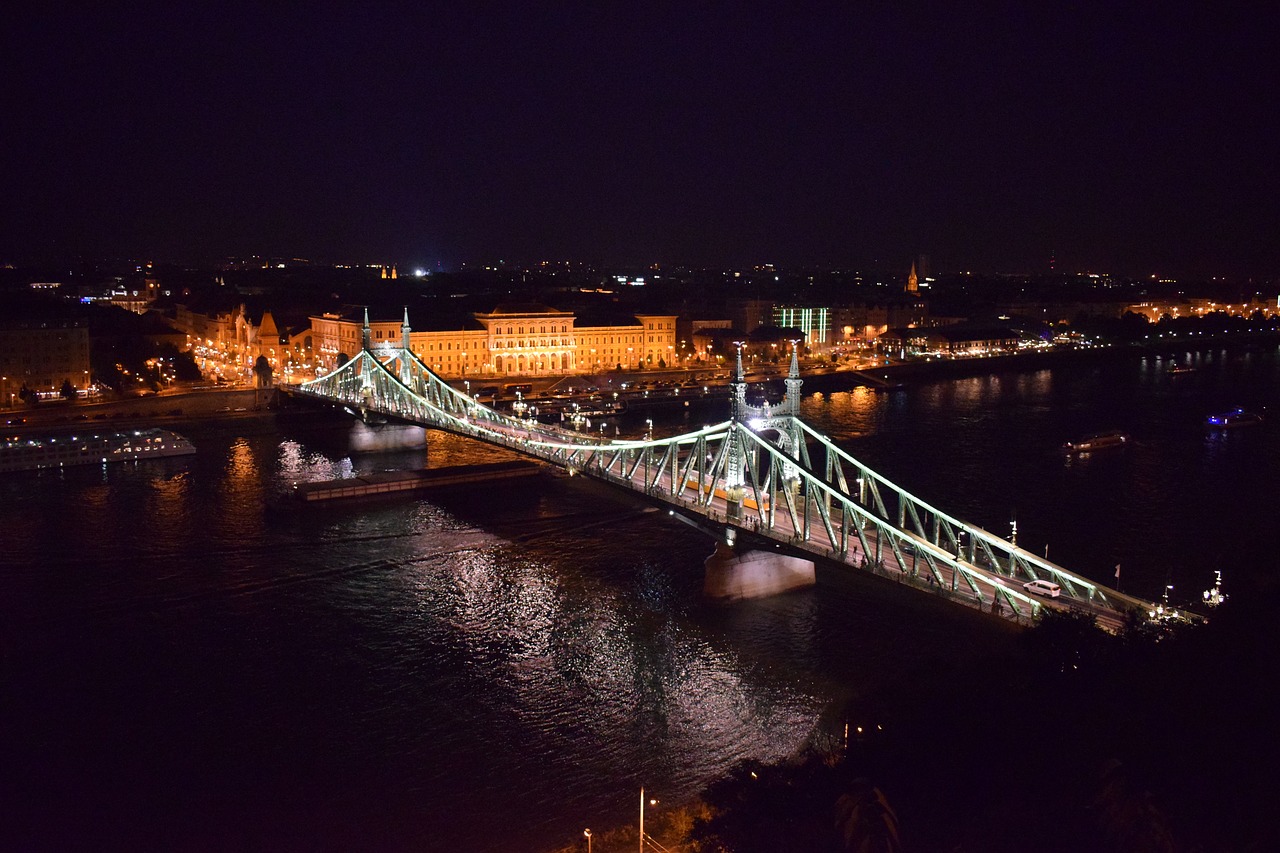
left=562, top=335, right=643, bottom=345
left=495, top=324, right=569, bottom=335
left=0, top=355, right=82, bottom=365
left=492, top=340, right=568, bottom=349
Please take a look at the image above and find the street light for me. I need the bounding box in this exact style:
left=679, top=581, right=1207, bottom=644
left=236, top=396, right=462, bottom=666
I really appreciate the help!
left=640, top=788, right=657, bottom=853
left=583, top=828, right=592, bottom=853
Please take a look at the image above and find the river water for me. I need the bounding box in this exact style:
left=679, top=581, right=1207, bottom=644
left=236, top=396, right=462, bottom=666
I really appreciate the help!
left=2, top=345, right=1277, bottom=851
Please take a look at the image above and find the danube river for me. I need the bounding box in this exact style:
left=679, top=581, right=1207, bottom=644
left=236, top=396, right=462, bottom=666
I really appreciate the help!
left=3, top=345, right=1278, bottom=851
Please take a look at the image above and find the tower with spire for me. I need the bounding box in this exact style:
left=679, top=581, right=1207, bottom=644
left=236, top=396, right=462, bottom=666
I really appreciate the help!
left=784, top=340, right=802, bottom=415
left=906, top=262, right=919, bottom=294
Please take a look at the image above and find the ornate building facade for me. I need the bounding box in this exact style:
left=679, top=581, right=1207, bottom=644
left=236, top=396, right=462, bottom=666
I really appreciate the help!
left=307, top=305, right=677, bottom=379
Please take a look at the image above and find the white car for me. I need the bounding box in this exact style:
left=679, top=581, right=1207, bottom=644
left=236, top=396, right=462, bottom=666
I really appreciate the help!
left=1023, top=579, right=1061, bottom=598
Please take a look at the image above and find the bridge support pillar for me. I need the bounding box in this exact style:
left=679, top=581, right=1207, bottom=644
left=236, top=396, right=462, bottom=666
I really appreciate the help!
left=349, top=421, right=427, bottom=452
left=703, top=541, right=815, bottom=601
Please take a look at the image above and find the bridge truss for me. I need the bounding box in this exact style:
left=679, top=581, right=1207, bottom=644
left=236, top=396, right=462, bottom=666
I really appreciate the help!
left=292, top=311, right=1147, bottom=625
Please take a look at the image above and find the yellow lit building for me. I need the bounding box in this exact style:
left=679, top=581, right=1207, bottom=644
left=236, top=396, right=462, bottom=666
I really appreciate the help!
left=307, top=305, right=678, bottom=378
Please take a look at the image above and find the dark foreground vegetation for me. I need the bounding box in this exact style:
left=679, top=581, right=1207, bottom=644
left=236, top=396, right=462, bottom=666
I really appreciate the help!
left=563, top=582, right=1280, bottom=852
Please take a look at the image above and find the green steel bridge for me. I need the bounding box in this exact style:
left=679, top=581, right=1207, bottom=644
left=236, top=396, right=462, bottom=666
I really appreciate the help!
left=289, top=310, right=1151, bottom=629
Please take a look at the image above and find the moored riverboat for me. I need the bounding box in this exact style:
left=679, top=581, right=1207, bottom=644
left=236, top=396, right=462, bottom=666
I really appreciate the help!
left=0, top=428, right=196, bottom=473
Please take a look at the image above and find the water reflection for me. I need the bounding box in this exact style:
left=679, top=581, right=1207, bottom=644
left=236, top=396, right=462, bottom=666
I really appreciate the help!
left=213, top=437, right=266, bottom=537
left=276, top=438, right=354, bottom=485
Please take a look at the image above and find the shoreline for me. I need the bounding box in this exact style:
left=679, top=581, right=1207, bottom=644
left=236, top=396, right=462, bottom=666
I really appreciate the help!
left=6, top=330, right=1277, bottom=436
left=810, top=331, right=1280, bottom=391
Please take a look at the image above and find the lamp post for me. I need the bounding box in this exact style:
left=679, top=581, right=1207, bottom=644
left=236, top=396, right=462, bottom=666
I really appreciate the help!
left=639, top=788, right=657, bottom=853
left=583, top=828, right=592, bottom=853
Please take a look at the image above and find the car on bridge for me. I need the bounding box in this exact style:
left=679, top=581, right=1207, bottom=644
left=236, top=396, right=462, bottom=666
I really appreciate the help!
left=1023, top=579, right=1061, bottom=598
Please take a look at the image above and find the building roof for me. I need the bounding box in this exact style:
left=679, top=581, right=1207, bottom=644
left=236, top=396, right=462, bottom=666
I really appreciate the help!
left=480, top=303, right=571, bottom=317
left=884, top=325, right=1019, bottom=342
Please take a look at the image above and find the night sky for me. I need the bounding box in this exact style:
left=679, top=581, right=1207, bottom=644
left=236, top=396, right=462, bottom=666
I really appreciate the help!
left=3, top=2, right=1276, bottom=275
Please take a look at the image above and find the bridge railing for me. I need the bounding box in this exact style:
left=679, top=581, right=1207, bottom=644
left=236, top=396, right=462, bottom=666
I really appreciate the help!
left=792, top=419, right=1151, bottom=613
left=292, top=344, right=1145, bottom=622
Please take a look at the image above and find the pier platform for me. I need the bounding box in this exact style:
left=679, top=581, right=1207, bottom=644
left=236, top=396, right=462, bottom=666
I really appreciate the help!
left=294, top=460, right=543, bottom=502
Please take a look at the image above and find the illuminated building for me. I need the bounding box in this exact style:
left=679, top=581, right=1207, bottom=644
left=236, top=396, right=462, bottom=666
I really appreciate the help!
left=773, top=306, right=831, bottom=349
left=0, top=320, right=91, bottom=405
left=308, top=305, right=676, bottom=378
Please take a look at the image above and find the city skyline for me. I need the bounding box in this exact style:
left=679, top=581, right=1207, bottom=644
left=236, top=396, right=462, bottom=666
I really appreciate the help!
left=3, top=3, right=1276, bottom=277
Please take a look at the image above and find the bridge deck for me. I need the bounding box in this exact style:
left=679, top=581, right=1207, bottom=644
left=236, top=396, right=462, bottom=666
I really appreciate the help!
left=288, top=337, right=1149, bottom=631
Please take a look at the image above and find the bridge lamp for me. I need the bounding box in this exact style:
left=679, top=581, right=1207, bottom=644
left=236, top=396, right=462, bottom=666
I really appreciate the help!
left=583, top=828, right=591, bottom=853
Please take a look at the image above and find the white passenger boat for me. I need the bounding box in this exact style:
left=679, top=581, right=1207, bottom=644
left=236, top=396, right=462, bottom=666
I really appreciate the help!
left=0, top=428, right=196, bottom=473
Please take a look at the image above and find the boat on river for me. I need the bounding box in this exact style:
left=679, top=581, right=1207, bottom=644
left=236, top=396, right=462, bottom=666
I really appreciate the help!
left=1206, top=408, right=1263, bottom=429
left=1063, top=430, right=1129, bottom=454
left=0, top=428, right=196, bottom=473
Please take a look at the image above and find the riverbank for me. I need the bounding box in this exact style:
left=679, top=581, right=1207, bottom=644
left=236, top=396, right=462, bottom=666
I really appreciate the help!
left=809, top=331, right=1280, bottom=393
left=1, top=386, right=280, bottom=434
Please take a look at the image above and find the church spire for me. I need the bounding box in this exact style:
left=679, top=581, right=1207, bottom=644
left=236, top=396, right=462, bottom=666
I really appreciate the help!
left=906, top=262, right=919, bottom=294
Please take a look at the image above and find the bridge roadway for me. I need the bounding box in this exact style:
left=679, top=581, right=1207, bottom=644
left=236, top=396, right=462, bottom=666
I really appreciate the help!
left=292, top=382, right=1130, bottom=631
left=572, top=436, right=1126, bottom=631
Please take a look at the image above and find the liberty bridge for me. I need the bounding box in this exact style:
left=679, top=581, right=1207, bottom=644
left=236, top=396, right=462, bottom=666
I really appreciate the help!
left=287, top=310, right=1149, bottom=629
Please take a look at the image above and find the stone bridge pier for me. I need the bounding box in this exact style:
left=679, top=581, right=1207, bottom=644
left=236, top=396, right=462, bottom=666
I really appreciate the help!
left=703, top=539, right=816, bottom=602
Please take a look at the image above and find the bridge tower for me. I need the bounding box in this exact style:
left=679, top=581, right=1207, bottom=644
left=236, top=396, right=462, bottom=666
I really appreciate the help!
left=784, top=339, right=802, bottom=415
left=399, top=307, right=414, bottom=386
left=361, top=307, right=372, bottom=351
left=723, top=343, right=749, bottom=523
left=704, top=340, right=815, bottom=600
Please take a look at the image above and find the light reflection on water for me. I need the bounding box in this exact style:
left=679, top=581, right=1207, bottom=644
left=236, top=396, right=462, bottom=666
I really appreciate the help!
left=5, top=348, right=1280, bottom=850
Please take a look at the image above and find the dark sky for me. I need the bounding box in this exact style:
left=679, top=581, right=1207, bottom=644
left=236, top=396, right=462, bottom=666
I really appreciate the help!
left=3, top=2, right=1276, bottom=275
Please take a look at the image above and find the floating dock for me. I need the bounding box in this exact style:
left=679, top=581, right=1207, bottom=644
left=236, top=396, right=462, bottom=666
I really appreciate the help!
left=294, top=460, right=544, bottom=502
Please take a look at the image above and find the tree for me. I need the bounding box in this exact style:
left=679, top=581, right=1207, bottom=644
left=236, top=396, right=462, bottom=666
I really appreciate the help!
left=835, top=779, right=902, bottom=853
left=60, top=379, right=76, bottom=400
left=1091, top=759, right=1175, bottom=853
